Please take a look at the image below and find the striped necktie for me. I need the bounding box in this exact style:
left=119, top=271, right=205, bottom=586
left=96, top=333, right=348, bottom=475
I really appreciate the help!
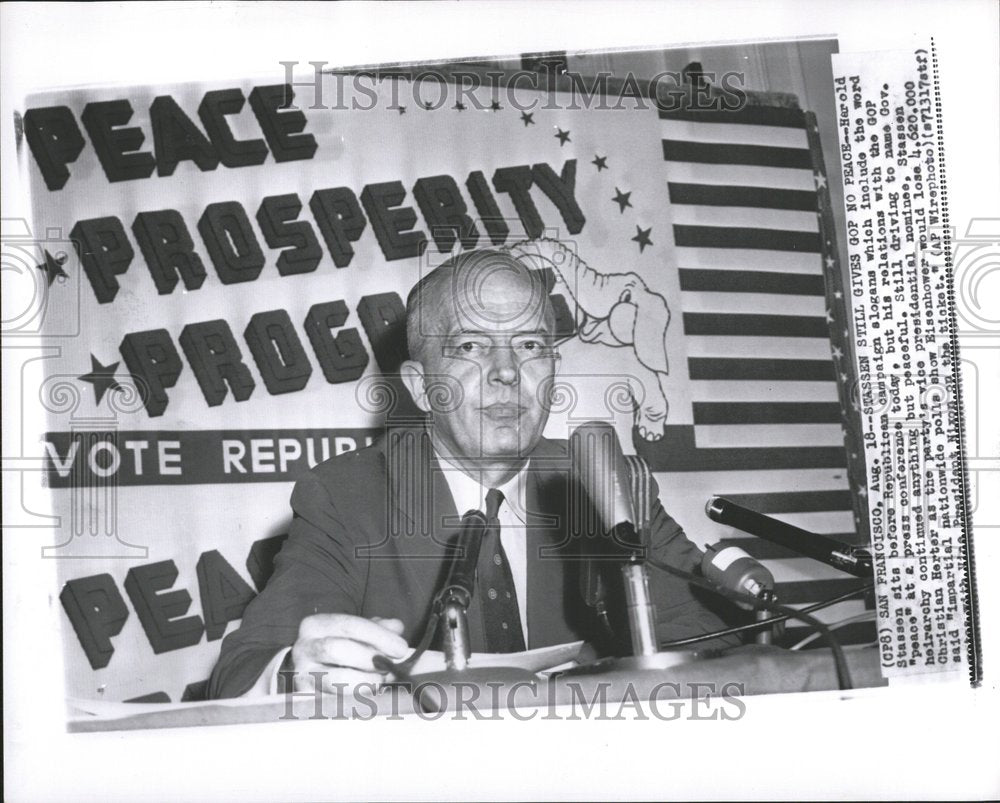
left=479, top=488, right=526, bottom=653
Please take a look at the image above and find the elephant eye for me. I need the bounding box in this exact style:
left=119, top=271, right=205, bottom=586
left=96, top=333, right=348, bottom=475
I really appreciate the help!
left=619, top=290, right=632, bottom=303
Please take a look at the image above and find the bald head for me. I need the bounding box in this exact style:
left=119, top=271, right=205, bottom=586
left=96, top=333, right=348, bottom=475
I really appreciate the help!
left=405, top=249, right=556, bottom=363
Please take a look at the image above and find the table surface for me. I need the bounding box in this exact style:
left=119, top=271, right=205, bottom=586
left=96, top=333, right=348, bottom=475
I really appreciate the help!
left=67, top=645, right=886, bottom=732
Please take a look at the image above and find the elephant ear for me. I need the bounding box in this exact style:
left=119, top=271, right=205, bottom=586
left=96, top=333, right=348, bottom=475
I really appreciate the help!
left=632, top=289, right=671, bottom=375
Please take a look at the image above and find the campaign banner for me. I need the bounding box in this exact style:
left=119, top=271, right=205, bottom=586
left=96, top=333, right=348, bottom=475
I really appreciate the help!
left=21, top=58, right=865, bottom=701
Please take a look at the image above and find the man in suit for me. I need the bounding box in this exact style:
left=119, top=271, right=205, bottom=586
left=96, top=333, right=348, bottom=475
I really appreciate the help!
left=208, top=248, right=735, bottom=699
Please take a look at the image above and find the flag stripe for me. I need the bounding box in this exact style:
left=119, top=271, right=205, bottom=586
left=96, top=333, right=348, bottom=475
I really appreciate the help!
left=683, top=312, right=828, bottom=337
left=688, top=380, right=839, bottom=402
left=674, top=247, right=822, bottom=273
left=656, top=468, right=849, bottom=497
left=668, top=182, right=817, bottom=210
left=688, top=358, right=836, bottom=381
left=722, top=535, right=860, bottom=560
left=663, top=139, right=813, bottom=169
left=657, top=106, right=807, bottom=128
left=674, top=225, right=821, bottom=252
left=681, top=291, right=825, bottom=315
left=772, top=579, right=870, bottom=605
left=668, top=203, right=820, bottom=232
left=718, top=490, right=853, bottom=513
left=660, top=119, right=809, bottom=148
left=770, top=511, right=857, bottom=532
left=635, top=428, right=847, bottom=471
left=694, top=423, right=844, bottom=448
left=685, top=336, right=833, bottom=360
left=679, top=268, right=826, bottom=295
left=693, top=402, right=842, bottom=425
left=662, top=162, right=817, bottom=190
left=778, top=621, right=877, bottom=648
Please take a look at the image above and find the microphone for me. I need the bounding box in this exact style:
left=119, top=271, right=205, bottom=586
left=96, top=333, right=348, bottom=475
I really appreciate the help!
left=701, top=543, right=775, bottom=607
left=435, top=509, right=488, bottom=612
left=705, top=496, right=873, bottom=578
left=569, top=421, right=657, bottom=657
left=434, top=509, right=488, bottom=672
left=568, top=421, right=641, bottom=553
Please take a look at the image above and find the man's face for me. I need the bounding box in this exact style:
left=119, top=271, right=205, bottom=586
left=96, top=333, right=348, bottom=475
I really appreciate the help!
left=404, top=257, right=559, bottom=463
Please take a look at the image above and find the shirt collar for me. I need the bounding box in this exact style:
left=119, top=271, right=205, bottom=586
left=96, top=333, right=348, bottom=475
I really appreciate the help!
left=436, top=452, right=529, bottom=524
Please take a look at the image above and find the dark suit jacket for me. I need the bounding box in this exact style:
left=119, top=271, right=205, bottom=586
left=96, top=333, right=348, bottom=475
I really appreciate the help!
left=208, top=429, right=735, bottom=698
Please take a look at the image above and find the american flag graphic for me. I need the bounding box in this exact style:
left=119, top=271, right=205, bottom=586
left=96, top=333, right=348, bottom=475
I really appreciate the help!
left=636, top=92, right=873, bottom=646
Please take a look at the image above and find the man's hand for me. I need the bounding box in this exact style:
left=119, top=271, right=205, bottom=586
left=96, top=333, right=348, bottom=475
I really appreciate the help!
left=290, top=614, right=409, bottom=693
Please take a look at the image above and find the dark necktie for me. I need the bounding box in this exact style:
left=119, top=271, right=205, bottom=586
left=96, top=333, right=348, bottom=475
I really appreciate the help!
left=479, top=488, right=526, bottom=653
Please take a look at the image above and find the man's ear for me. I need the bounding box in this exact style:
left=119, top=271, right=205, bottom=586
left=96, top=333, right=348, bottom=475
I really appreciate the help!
left=399, top=359, right=431, bottom=412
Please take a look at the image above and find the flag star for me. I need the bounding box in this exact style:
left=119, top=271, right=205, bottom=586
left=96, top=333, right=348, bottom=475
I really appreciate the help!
left=78, top=354, right=124, bottom=405
left=826, top=308, right=835, bottom=323
left=631, top=226, right=653, bottom=252
left=490, top=100, right=502, bottom=112
left=843, top=328, right=849, bottom=338
left=840, top=372, right=849, bottom=383
left=554, top=127, right=571, bottom=145
left=591, top=154, right=608, bottom=171
left=454, top=101, right=466, bottom=111
left=520, top=111, right=534, bottom=126
left=825, top=256, right=835, bottom=270
left=612, top=188, right=632, bottom=213
left=814, top=172, right=827, bottom=190
left=857, top=485, right=868, bottom=499
left=834, top=289, right=843, bottom=299
left=36, top=249, right=69, bottom=287
left=832, top=345, right=844, bottom=360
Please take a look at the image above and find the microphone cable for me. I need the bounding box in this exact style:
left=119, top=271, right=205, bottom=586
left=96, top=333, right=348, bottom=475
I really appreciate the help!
left=657, top=582, right=875, bottom=649
left=645, top=556, right=866, bottom=691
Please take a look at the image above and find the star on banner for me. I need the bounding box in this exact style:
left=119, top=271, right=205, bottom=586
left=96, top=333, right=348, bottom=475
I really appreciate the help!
left=394, top=106, right=406, bottom=115
left=554, top=128, right=571, bottom=146
left=592, top=154, right=608, bottom=171
left=36, top=250, right=69, bottom=287
left=520, top=111, right=534, bottom=126
left=454, top=101, right=466, bottom=111
left=631, top=226, right=653, bottom=253
left=612, top=188, right=632, bottom=213
left=490, top=100, right=502, bottom=112
left=79, top=354, right=125, bottom=405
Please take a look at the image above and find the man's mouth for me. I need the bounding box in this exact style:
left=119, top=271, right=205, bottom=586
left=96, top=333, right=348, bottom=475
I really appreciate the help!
left=481, top=403, right=525, bottom=421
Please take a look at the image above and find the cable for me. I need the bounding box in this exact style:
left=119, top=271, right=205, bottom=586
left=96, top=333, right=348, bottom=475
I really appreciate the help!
left=658, top=582, right=875, bottom=648
left=789, top=612, right=876, bottom=651
left=645, top=556, right=859, bottom=690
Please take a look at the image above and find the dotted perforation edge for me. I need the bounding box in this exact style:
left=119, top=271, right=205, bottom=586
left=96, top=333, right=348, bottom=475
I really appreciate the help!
left=931, top=37, right=982, bottom=686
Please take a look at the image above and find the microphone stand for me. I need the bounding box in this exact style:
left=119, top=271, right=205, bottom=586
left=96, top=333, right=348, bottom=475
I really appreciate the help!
left=399, top=510, right=538, bottom=712
left=562, top=457, right=706, bottom=677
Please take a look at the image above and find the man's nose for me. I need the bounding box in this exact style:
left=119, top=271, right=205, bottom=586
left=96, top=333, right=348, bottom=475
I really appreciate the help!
left=488, top=346, right=518, bottom=385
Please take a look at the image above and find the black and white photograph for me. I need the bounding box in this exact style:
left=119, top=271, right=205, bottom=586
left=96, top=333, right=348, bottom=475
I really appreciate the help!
left=3, top=2, right=997, bottom=800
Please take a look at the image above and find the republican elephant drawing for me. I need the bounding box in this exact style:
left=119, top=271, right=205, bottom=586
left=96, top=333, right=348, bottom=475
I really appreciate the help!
left=507, top=238, right=672, bottom=441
